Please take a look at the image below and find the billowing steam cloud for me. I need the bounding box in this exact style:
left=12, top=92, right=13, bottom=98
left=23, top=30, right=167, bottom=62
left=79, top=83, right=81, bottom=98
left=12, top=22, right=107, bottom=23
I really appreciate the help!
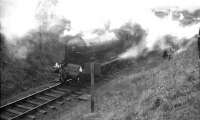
left=119, top=8, right=200, bottom=59
left=1, top=0, right=200, bottom=59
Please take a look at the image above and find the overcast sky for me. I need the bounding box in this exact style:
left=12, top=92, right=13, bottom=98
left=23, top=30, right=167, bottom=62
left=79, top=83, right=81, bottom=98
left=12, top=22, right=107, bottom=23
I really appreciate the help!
left=1, top=0, right=200, bottom=39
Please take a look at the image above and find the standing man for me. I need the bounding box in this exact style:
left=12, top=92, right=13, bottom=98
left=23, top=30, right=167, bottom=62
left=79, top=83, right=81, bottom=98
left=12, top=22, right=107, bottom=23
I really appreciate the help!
left=163, top=47, right=174, bottom=60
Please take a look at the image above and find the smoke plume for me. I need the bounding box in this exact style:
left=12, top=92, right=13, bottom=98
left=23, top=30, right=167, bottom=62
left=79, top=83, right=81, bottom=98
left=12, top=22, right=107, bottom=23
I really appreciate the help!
left=1, top=0, right=200, bottom=59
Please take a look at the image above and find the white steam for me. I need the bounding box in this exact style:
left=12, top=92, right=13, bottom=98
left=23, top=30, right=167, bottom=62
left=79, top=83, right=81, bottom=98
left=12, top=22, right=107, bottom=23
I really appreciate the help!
left=81, top=30, right=118, bottom=46
left=1, top=0, right=200, bottom=59
left=119, top=9, right=200, bottom=59
left=1, top=0, right=39, bottom=41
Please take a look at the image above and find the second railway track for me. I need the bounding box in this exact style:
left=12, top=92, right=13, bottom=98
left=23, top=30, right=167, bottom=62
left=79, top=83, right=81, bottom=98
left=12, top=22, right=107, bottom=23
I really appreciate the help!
left=0, top=82, right=88, bottom=120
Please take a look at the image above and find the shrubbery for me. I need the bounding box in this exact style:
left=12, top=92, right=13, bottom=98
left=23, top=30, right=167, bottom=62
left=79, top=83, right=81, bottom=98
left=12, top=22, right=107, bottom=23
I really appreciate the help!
left=1, top=31, right=65, bottom=101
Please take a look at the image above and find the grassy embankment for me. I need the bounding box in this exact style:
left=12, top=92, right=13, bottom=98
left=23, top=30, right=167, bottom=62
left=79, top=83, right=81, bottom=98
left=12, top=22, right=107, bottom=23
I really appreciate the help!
left=66, top=39, right=199, bottom=120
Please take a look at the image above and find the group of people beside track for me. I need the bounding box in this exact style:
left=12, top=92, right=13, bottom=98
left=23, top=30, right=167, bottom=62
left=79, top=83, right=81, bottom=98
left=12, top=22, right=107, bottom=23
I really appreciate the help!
left=163, top=28, right=200, bottom=60
left=162, top=47, right=175, bottom=60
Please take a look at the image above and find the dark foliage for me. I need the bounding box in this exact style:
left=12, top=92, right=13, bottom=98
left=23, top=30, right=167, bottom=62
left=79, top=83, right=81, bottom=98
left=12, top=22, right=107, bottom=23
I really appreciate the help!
left=1, top=31, right=65, bottom=101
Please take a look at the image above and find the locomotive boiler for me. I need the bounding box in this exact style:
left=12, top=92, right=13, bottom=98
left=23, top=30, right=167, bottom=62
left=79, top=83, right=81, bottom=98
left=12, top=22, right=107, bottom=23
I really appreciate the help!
left=53, top=29, right=139, bottom=83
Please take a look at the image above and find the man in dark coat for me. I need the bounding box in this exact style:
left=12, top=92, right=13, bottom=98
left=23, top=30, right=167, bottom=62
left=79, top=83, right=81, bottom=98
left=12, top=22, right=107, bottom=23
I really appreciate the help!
left=163, top=50, right=169, bottom=59
left=163, top=47, right=174, bottom=60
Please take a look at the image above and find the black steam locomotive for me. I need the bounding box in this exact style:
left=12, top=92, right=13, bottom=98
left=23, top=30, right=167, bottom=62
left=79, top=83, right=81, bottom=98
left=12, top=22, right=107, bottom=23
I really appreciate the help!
left=53, top=33, right=132, bottom=83
left=53, top=27, right=146, bottom=83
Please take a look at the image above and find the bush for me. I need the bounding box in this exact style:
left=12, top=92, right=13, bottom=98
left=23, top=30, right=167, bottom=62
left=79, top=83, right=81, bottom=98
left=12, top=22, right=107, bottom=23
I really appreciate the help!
left=1, top=31, right=65, bottom=101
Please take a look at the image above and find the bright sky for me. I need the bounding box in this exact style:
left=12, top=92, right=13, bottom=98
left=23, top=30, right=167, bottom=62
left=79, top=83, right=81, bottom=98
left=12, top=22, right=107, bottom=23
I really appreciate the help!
left=0, top=0, right=200, bottom=40
left=55, top=0, right=200, bottom=32
left=0, top=0, right=199, bottom=59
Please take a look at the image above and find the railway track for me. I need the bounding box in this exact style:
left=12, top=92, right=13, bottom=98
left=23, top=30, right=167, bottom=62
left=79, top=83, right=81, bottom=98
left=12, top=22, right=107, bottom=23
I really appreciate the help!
left=0, top=83, right=87, bottom=120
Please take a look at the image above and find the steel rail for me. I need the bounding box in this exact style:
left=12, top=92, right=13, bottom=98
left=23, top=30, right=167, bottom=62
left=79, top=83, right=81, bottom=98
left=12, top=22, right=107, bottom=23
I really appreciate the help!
left=8, top=92, right=64, bottom=120
left=0, top=83, right=63, bottom=120
left=0, top=83, right=61, bottom=109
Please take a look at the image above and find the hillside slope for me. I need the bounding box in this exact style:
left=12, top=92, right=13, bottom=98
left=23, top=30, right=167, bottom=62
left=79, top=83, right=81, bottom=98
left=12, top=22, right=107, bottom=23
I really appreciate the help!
left=58, top=38, right=199, bottom=120
left=121, top=38, right=200, bottom=120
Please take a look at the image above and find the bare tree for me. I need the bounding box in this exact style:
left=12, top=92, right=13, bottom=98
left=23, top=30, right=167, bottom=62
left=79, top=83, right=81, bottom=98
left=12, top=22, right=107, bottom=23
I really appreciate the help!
left=35, top=0, right=58, bottom=64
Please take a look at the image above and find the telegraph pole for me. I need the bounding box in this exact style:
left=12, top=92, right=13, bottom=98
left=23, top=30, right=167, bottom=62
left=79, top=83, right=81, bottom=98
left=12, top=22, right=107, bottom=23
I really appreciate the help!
left=198, top=28, right=200, bottom=81
left=198, top=28, right=200, bottom=59
left=90, top=61, right=95, bottom=112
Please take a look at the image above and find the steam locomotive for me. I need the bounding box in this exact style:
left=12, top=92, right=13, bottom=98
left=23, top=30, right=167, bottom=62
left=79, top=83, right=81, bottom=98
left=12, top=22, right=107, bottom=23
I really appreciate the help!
left=53, top=32, right=133, bottom=83
left=53, top=27, right=146, bottom=83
